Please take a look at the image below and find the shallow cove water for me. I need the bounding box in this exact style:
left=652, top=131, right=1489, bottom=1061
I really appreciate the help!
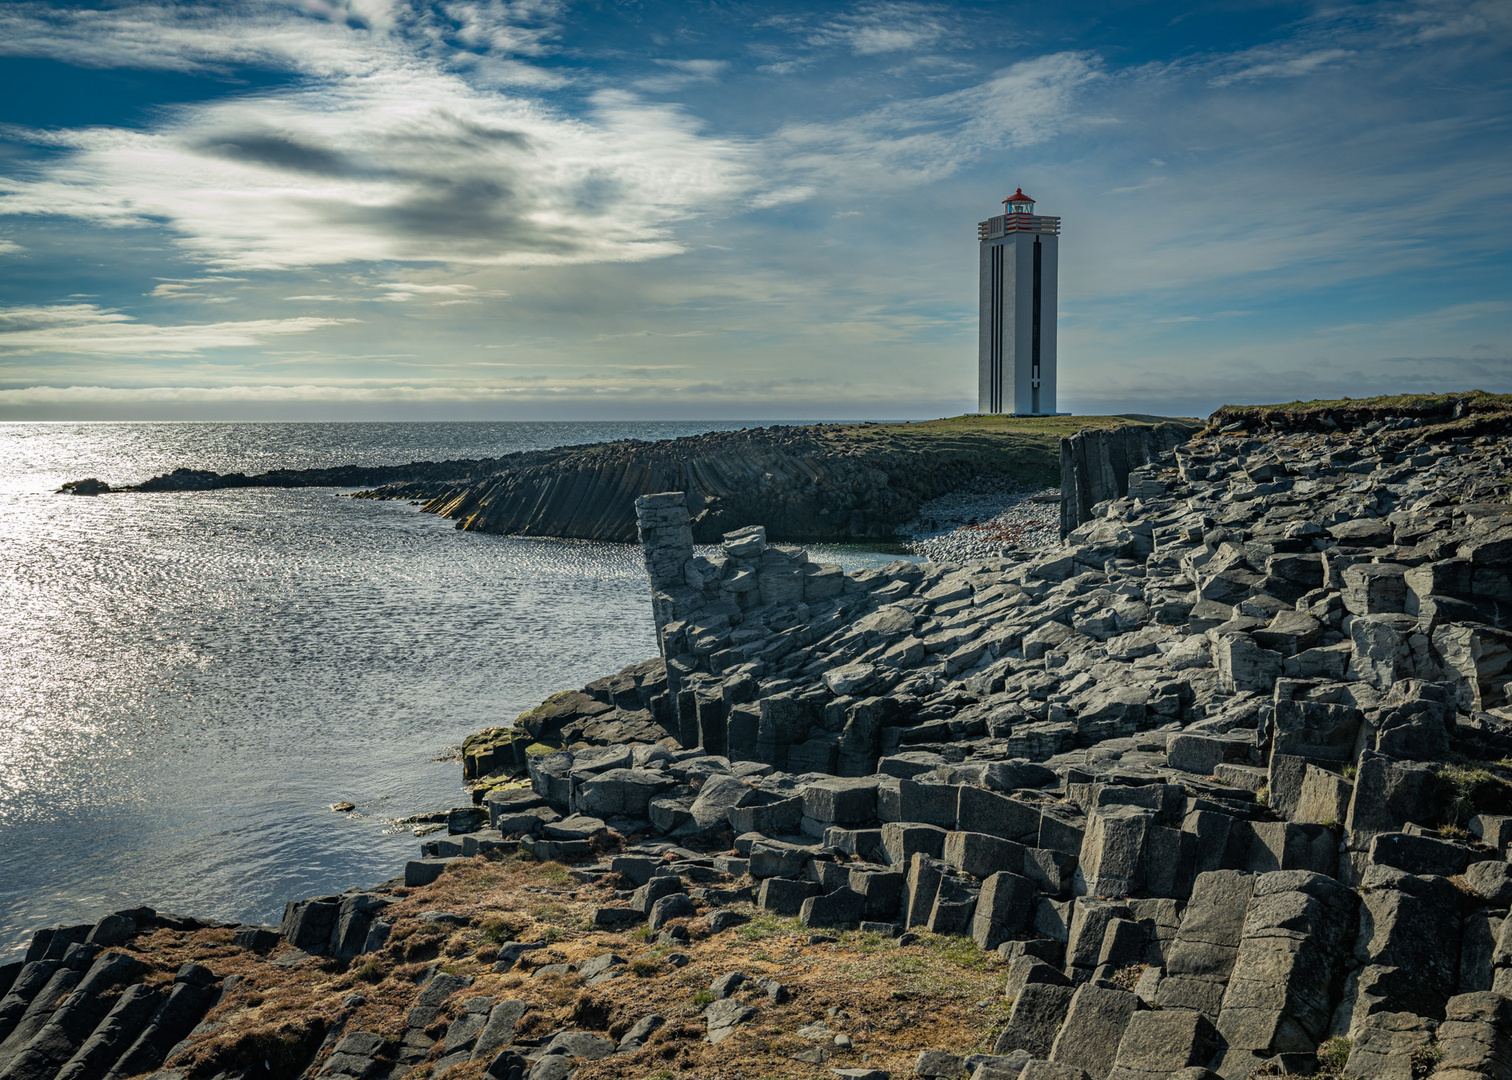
left=0, top=421, right=898, bottom=958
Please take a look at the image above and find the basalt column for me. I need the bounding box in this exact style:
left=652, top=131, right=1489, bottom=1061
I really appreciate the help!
left=635, top=492, right=698, bottom=655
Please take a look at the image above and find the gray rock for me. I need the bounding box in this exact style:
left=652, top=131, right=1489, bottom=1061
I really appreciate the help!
left=1019, top=1065, right=1091, bottom=1080
left=1431, top=991, right=1512, bottom=1079
left=418, top=972, right=474, bottom=1007
left=575, top=769, right=674, bottom=818
left=758, top=877, right=820, bottom=915
left=704, top=997, right=756, bottom=1044
left=1465, top=859, right=1512, bottom=904
left=629, top=875, right=683, bottom=914
left=618, top=1013, right=664, bottom=1051
left=944, top=831, right=1027, bottom=880
left=1214, top=634, right=1283, bottom=694
left=472, top=1000, right=528, bottom=1061
left=995, top=984, right=1076, bottom=1058
left=541, top=1030, right=615, bottom=1060
left=799, top=888, right=865, bottom=929
left=1368, top=831, right=1469, bottom=877
left=881, top=822, right=950, bottom=867
left=748, top=839, right=813, bottom=878
left=915, top=1049, right=965, bottom=1077
left=957, top=787, right=1042, bottom=843
left=1002, top=956, right=1071, bottom=1002
left=1216, top=870, right=1355, bottom=1053
left=648, top=893, right=696, bottom=931
left=1341, top=563, right=1409, bottom=615
left=1047, top=984, right=1138, bottom=1080
left=1106, top=1009, right=1219, bottom=1080
left=971, top=872, right=1035, bottom=951
left=1077, top=807, right=1151, bottom=899
left=803, top=777, right=881, bottom=824
left=689, top=774, right=757, bottom=831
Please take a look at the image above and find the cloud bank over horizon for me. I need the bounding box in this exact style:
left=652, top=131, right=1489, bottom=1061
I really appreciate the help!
left=0, top=0, right=1508, bottom=420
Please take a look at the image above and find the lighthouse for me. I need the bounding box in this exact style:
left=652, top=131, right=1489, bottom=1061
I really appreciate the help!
left=978, top=188, right=1060, bottom=415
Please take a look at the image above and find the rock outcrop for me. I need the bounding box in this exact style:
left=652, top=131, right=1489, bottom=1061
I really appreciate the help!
left=64, top=415, right=1195, bottom=545
left=456, top=404, right=1512, bottom=1078
left=1058, top=423, right=1194, bottom=537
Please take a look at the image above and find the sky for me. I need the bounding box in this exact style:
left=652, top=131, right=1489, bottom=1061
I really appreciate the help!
left=0, top=0, right=1508, bottom=421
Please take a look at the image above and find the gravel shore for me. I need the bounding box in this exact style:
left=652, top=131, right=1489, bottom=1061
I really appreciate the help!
left=899, top=479, right=1061, bottom=562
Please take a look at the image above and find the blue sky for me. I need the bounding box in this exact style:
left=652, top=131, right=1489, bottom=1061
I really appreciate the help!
left=0, top=0, right=1508, bottom=420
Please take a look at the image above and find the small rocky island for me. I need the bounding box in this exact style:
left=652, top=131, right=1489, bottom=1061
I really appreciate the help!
left=18, top=392, right=1512, bottom=1080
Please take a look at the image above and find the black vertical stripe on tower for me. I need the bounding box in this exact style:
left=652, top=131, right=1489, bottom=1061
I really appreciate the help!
left=1032, top=237, right=1042, bottom=385
left=989, top=243, right=1004, bottom=413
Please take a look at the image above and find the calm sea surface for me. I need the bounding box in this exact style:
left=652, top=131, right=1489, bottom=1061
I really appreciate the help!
left=0, top=421, right=895, bottom=958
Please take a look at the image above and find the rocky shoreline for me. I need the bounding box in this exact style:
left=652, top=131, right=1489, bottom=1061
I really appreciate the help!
left=58, top=415, right=1197, bottom=545
left=15, top=392, right=1512, bottom=1080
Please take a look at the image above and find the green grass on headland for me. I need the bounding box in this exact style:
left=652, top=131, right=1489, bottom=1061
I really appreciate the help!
left=806, top=412, right=1201, bottom=492
left=1215, top=390, right=1512, bottom=414
left=1208, top=390, right=1512, bottom=436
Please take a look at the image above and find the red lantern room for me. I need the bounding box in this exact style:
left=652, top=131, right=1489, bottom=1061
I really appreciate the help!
left=1003, top=188, right=1035, bottom=214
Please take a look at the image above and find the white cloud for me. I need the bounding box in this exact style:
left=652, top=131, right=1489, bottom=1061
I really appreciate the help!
left=809, top=3, right=950, bottom=56
left=770, top=52, right=1102, bottom=189
left=0, top=3, right=752, bottom=271
left=1209, top=47, right=1353, bottom=87
left=375, top=281, right=507, bottom=303
left=0, top=240, right=23, bottom=255
left=634, top=59, right=730, bottom=92
left=0, top=303, right=353, bottom=356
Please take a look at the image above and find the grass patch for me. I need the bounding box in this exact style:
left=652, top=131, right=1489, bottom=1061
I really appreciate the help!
left=735, top=912, right=798, bottom=943
left=1317, top=1036, right=1352, bottom=1074
left=480, top=916, right=524, bottom=943
left=1435, top=762, right=1500, bottom=828
left=839, top=929, right=889, bottom=953
left=1410, top=1039, right=1442, bottom=1080
left=691, top=989, right=715, bottom=1007
left=917, top=932, right=996, bottom=974
left=533, top=862, right=573, bottom=888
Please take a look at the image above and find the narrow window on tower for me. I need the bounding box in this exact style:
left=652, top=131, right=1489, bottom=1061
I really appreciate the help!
left=990, top=243, right=1004, bottom=413
left=1031, top=237, right=1042, bottom=415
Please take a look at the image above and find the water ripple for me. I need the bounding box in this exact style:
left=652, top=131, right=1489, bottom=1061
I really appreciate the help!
left=0, top=421, right=894, bottom=957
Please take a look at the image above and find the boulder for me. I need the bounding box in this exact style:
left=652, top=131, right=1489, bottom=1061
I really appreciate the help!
left=1341, top=563, right=1409, bottom=615
left=575, top=769, right=674, bottom=817
left=704, top=997, right=756, bottom=1044
left=1077, top=807, right=1151, bottom=898
left=1047, top=985, right=1139, bottom=1080
left=994, top=984, right=1077, bottom=1058
left=1106, top=1010, right=1219, bottom=1080
left=689, top=774, right=758, bottom=831
left=1215, top=870, right=1356, bottom=1053
left=1214, top=635, right=1283, bottom=694
left=971, top=872, right=1036, bottom=951
left=881, top=822, right=950, bottom=868
left=944, top=831, right=1027, bottom=880
left=958, top=787, right=1042, bottom=842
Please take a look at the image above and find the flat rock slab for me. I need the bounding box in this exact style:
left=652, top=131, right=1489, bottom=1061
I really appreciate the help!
left=705, top=998, right=757, bottom=1044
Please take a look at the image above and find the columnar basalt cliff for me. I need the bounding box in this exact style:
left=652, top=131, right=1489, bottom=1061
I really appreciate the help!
left=454, top=400, right=1512, bottom=1080
left=20, top=394, right=1512, bottom=1080
left=65, top=415, right=1197, bottom=546
left=1058, top=422, right=1194, bottom=538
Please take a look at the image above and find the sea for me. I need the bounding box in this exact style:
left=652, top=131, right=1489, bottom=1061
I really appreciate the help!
left=0, top=421, right=903, bottom=958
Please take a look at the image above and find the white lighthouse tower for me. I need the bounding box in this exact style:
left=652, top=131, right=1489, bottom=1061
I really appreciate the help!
left=978, top=188, right=1060, bottom=415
